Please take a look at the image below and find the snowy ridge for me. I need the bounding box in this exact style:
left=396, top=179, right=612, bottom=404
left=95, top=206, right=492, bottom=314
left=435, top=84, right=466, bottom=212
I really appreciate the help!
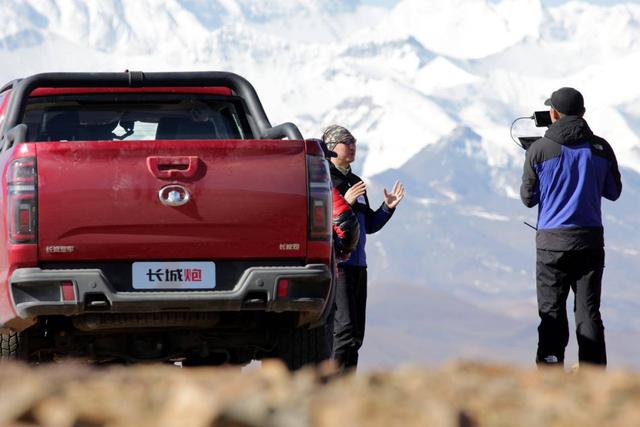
left=2, top=0, right=640, bottom=175
left=385, top=0, right=543, bottom=59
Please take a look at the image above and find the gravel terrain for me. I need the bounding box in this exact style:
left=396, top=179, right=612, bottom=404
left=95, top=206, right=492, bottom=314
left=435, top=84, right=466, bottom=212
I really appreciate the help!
left=1, top=361, right=639, bottom=427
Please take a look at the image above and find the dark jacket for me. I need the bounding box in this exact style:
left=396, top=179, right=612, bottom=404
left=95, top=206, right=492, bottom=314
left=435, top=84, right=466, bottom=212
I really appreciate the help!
left=520, top=115, right=622, bottom=250
left=330, top=163, right=394, bottom=267
left=332, top=187, right=360, bottom=261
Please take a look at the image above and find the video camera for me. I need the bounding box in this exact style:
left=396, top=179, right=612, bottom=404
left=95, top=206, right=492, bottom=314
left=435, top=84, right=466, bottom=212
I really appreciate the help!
left=511, top=111, right=551, bottom=150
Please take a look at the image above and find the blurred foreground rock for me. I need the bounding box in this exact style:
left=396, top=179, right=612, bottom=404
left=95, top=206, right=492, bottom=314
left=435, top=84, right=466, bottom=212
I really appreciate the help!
left=1, top=360, right=640, bottom=427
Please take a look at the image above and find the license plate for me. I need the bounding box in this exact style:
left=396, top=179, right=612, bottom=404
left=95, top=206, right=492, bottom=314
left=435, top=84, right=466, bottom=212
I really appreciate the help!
left=132, top=262, right=216, bottom=290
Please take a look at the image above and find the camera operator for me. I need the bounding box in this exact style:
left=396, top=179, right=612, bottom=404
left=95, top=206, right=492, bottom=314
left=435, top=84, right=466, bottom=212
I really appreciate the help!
left=520, top=87, right=622, bottom=367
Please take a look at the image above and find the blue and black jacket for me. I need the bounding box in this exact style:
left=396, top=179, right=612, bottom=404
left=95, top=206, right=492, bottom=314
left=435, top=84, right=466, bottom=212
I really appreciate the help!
left=520, top=116, right=622, bottom=250
left=330, top=163, right=394, bottom=267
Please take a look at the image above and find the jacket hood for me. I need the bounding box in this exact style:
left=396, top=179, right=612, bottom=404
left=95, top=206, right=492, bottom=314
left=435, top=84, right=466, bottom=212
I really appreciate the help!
left=544, top=116, right=593, bottom=146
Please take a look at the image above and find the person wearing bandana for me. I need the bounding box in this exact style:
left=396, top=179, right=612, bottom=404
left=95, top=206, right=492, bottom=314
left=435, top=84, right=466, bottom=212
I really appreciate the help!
left=322, top=125, right=406, bottom=370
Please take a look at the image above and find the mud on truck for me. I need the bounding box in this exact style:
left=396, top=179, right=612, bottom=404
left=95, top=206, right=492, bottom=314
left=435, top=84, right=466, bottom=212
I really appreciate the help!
left=0, top=71, right=334, bottom=369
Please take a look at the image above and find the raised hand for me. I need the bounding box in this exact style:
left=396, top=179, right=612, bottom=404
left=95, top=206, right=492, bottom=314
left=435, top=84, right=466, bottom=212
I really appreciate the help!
left=383, top=181, right=405, bottom=209
left=344, top=181, right=366, bottom=206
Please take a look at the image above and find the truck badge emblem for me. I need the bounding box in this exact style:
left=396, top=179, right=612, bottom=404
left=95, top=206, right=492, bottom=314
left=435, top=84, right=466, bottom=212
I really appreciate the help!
left=158, top=185, right=190, bottom=207
left=46, top=245, right=75, bottom=254
left=279, top=243, right=300, bottom=251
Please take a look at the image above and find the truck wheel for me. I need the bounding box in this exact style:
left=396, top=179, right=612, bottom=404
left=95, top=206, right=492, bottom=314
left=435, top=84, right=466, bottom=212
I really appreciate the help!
left=276, top=323, right=330, bottom=370
left=0, top=332, right=27, bottom=360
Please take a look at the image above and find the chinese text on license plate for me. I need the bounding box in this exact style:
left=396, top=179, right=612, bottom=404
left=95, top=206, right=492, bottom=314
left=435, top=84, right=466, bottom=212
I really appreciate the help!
left=132, top=262, right=216, bottom=290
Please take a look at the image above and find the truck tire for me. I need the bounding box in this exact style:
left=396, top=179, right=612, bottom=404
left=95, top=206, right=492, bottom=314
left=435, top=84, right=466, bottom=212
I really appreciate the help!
left=0, top=332, right=27, bottom=360
left=276, top=323, right=330, bottom=370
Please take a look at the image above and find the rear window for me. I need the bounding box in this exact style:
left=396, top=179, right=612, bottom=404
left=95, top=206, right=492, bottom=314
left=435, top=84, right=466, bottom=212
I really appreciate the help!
left=23, top=93, right=253, bottom=142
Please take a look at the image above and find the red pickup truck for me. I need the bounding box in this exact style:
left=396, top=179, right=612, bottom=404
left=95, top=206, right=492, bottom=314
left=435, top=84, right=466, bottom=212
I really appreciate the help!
left=0, top=71, right=334, bottom=368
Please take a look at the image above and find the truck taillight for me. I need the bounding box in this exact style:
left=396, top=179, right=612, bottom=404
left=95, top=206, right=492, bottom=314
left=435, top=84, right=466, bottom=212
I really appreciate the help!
left=306, top=142, right=332, bottom=241
left=7, top=157, right=37, bottom=243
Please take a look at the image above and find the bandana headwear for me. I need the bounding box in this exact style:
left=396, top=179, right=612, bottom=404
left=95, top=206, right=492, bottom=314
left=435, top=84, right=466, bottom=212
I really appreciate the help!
left=322, top=125, right=355, bottom=150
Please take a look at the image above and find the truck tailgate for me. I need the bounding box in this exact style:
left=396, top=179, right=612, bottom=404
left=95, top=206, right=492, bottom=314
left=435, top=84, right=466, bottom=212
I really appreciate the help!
left=36, top=139, right=307, bottom=261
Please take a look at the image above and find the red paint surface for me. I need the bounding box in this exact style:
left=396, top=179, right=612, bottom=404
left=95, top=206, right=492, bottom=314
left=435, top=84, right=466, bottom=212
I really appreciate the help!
left=36, top=139, right=308, bottom=261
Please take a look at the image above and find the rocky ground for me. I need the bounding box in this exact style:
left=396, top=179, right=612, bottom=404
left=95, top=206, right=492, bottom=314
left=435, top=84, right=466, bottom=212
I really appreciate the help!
left=1, top=360, right=640, bottom=427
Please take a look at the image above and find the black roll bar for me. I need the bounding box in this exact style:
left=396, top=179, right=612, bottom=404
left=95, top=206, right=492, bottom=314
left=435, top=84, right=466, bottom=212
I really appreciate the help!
left=0, top=71, right=303, bottom=145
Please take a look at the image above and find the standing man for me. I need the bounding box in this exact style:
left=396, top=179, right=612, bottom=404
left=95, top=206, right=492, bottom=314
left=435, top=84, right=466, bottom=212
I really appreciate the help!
left=322, top=125, right=405, bottom=370
left=520, top=87, right=622, bottom=367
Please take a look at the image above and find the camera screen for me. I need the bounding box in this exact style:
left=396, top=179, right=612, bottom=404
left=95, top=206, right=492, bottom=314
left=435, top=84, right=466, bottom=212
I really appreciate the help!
left=534, top=111, right=552, bottom=127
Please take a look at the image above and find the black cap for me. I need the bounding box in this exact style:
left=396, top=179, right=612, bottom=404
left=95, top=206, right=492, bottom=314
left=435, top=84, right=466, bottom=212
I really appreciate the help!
left=544, top=87, right=585, bottom=115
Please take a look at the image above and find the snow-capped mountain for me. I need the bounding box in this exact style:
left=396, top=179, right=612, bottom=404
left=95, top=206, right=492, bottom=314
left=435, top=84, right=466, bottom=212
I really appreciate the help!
left=1, top=0, right=639, bottom=367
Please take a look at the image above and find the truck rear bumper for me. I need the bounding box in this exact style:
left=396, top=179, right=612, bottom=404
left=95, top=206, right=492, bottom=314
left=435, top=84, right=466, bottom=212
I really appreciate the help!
left=2, top=264, right=332, bottom=332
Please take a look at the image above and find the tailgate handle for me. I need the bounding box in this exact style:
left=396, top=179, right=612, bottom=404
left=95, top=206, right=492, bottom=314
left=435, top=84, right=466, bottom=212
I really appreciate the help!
left=147, top=156, right=200, bottom=179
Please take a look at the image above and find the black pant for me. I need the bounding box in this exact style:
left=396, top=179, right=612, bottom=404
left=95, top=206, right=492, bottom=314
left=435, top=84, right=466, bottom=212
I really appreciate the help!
left=536, top=248, right=607, bottom=366
left=331, top=265, right=367, bottom=369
